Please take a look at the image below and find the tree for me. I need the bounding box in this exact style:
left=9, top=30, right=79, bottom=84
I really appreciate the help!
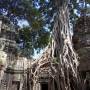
left=0, top=0, right=53, bottom=58
left=52, top=0, right=81, bottom=90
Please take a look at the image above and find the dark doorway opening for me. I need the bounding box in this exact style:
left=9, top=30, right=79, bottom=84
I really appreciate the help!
left=12, top=81, right=20, bottom=90
left=41, top=83, right=48, bottom=90
left=54, top=80, right=58, bottom=90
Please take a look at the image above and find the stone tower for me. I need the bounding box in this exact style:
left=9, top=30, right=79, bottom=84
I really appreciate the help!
left=0, top=15, right=18, bottom=62
left=0, top=16, right=28, bottom=90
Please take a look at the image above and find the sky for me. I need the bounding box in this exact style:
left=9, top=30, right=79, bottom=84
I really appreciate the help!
left=18, top=19, right=29, bottom=28
left=32, top=49, right=43, bottom=59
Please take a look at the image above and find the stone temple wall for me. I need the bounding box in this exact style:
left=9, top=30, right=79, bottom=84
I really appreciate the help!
left=0, top=15, right=30, bottom=90
left=73, top=16, right=90, bottom=90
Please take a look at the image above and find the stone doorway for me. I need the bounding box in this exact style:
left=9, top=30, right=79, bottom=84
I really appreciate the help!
left=41, top=83, right=48, bottom=90
left=12, top=81, right=20, bottom=90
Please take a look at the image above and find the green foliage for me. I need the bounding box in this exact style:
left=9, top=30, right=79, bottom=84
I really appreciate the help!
left=0, top=0, right=54, bottom=58
left=53, top=57, right=59, bottom=64
left=18, top=26, right=50, bottom=57
left=40, top=0, right=45, bottom=3
left=32, top=19, right=43, bottom=30
left=87, top=0, right=90, bottom=3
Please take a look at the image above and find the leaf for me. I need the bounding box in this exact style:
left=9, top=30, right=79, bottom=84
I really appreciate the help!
left=40, top=0, right=45, bottom=3
left=32, top=20, right=42, bottom=30
left=87, top=0, right=90, bottom=3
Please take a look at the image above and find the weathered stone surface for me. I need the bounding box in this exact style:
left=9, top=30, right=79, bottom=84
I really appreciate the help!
left=0, top=16, right=29, bottom=90
left=77, top=47, right=90, bottom=71
left=73, top=16, right=90, bottom=90
left=73, top=16, right=90, bottom=71
left=73, top=16, right=90, bottom=48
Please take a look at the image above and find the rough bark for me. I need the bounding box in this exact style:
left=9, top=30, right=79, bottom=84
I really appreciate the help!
left=52, top=0, right=80, bottom=90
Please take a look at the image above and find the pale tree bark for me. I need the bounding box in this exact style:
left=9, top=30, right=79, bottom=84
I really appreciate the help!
left=0, top=20, right=2, bottom=33
left=52, top=0, right=81, bottom=90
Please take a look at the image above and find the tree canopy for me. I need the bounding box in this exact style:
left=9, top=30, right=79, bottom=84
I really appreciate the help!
left=0, top=0, right=90, bottom=58
left=0, top=0, right=53, bottom=27
left=0, top=0, right=54, bottom=58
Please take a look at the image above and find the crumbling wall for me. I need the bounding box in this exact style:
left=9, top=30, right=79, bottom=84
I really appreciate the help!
left=0, top=16, right=28, bottom=90
left=26, top=47, right=59, bottom=90
left=73, top=16, right=90, bottom=90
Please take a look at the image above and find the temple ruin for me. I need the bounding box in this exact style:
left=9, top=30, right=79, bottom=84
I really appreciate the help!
left=0, top=15, right=58, bottom=90
left=0, top=16, right=31, bottom=90
left=0, top=5, right=90, bottom=90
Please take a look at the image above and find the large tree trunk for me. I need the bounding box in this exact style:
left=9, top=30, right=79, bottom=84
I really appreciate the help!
left=52, top=0, right=81, bottom=90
